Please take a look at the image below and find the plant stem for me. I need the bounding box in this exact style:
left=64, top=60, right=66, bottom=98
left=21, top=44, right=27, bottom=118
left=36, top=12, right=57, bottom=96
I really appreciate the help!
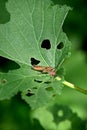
left=55, top=76, right=87, bottom=95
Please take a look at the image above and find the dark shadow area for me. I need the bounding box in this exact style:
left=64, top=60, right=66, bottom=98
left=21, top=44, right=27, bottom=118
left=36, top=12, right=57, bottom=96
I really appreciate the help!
left=48, top=104, right=86, bottom=130
left=52, top=0, right=87, bottom=57
left=52, top=0, right=87, bottom=8
left=81, top=35, right=87, bottom=62
left=0, top=93, right=45, bottom=130
left=81, top=36, right=87, bottom=53
left=0, top=56, right=20, bottom=73
left=0, top=0, right=10, bottom=24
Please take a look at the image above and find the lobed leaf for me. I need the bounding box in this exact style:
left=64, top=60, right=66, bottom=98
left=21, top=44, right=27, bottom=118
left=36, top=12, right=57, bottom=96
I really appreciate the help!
left=0, top=0, right=71, bottom=108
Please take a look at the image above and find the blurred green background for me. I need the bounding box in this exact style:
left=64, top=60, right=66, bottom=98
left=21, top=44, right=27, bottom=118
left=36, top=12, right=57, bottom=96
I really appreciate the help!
left=54, top=0, right=87, bottom=127
left=0, top=0, right=87, bottom=129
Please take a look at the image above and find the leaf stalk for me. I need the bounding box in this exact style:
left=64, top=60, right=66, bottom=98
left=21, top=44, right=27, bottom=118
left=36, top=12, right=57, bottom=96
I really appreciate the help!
left=56, top=76, right=87, bottom=95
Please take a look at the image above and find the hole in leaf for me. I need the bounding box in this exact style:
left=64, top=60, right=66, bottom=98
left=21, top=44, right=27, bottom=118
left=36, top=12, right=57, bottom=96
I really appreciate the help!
left=44, top=81, right=51, bottom=84
left=57, top=42, right=64, bottom=49
left=30, top=58, right=40, bottom=65
left=32, top=87, right=37, bottom=89
left=34, top=79, right=42, bottom=83
left=26, top=90, right=35, bottom=97
left=41, top=39, right=51, bottom=49
left=0, top=56, right=20, bottom=73
left=0, top=0, right=10, bottom=24
left=45, top=87, right=53, bottom=91
left=1, top=79, right=7, bottom=84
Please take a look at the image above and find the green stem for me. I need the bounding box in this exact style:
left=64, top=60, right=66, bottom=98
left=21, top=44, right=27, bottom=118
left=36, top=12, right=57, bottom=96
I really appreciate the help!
left=55, top=76, right=87, bottom=95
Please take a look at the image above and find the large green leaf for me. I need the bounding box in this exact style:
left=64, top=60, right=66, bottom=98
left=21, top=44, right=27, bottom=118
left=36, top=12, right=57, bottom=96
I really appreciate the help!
left=0, top=0, right=71, bottom=109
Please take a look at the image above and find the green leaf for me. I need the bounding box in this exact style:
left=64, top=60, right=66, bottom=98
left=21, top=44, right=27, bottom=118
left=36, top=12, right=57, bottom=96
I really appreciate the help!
left=32, top=104, right=85, bottom=130
left=0, top=0, right=71, bottom=109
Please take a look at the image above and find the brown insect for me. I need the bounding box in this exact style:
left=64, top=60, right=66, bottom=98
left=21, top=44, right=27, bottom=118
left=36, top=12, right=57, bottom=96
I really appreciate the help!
left=32, top=65, right=56, bottom=76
